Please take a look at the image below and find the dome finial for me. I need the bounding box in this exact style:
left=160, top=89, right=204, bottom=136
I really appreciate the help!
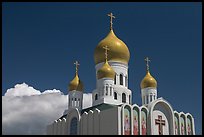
left=140, top=57, right=157, bottom=89
left=74, top=60, right=80, bottom=75
left=144, top=57, right=151, bottom=72
left=103, top=45, right=109, bottom=62
left=69, top=60, right=83, bottom=91
left=107, top=12, right=115, bottom=30
left=97, top=45, right=115, bottom=79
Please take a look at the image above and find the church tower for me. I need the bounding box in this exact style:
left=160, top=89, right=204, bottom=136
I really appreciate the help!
left=140, top=57, right=157, bottom=106
left=68, top=61, right=83, bottom=110
left=93, top=13, right=132, bottom=106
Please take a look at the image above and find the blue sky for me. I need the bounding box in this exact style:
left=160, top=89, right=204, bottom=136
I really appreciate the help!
left=2, top=2, right=202, bottom=134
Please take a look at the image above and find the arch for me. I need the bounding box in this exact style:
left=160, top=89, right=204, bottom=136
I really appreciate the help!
left=120, top=74, right=123, bottom=85
left=93, top=108, right=100, bottom=134
left=53, top=120, right=58, bottom=135
left=110, top=86, right=112, bottom=96
left=180, top=113, right=186, bottom=135
left=148, top=98, right=174, bottom=135
left=70, top=117, right=77, bottom=135
left=61, top=118, right=66, bottom=135
left=81, top=112, right=88, bottom=135
left=132, top=105, right=140, bottom=135
left=114, top=74, right=116, bottom=84
left=125, top=76, right=128, bottom=87
left=174, top=111, right=180, bottom=135
left=122, top=104, right=132, bottom=135
left=186, top=114, right=193, bottom=135
left=66, top=108, right=80, bottom=135
left=114, top=92, right=117, bottom=100
left=122, top=93, right=126, bottom=103
left=95, top=94, right=98, bottom=100
left=129, top=95, right=131, bottom=104
left=140, top=106, right=148, bottom=135
left=105, top=85, right=108, bottom=95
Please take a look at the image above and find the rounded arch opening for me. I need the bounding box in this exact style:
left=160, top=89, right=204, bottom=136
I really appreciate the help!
left=120, top=74, right=123, bottom=85
left=70, top=117, right=78, bottom=135
left=122, top=93, right=126, bottom=103
left=114, top=92, right=117, bottom=100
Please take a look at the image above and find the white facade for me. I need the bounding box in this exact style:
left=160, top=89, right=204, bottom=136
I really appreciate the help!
left=92, top=61, right=132, bottom=106
left=47, top=98, right=195, bottom=135
left=141, top=87, right=157, bottom=106
left=46, top=14, right=195, bottom=135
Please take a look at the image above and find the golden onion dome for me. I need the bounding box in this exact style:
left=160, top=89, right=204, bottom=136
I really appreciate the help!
left=94, top=29, right=130, bottom=65
left=97, top=60, right=115, bottom=79
left=140, top=70, right=157, bottom=89
left=69, top=73, right=83, bottom=91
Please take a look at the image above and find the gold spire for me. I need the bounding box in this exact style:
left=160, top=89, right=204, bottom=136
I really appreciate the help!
left=69, top=61, right=83, bottom=91
left=140, top=57, right=157, bottom=89
left=107, top=12, right=115, bottom=30
left=97, top=46, right=115, bottom=79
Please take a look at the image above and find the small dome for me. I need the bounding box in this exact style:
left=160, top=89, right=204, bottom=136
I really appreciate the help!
left=94, top=30, right=130, bottom=65
left=140, top=71, right=157, bottom=89
left=97, top=61, right=115, bottom=79
left=69, top=74, right=83, bottom=91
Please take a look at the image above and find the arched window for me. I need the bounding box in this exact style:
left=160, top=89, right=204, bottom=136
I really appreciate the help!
left=74, top=98, right=77, bottom=106
left=125, top=76, right=128, bottom=87
left=114, top=75, right=116, bottom=84
left=70, top=117, right=78, bottom=135
left=106, top=85, right=108, bottom=95
left=150, top=95, right=152, bottom=102
left=95, top=94, right=98, bottom=100
left=122, top=93, right=126, bottom=103
left=129, top=95, right=131, bottom=104
left=114, top=92, right=117, bottom=100
left=120, top=74, right=123, bottom=85
left=110, top=87, right=112, bottom=96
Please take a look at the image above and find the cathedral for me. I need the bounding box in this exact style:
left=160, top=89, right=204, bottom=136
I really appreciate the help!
left=46, top=13, right=195, bottom=135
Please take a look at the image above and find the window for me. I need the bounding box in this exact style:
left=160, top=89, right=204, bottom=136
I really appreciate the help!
left=122, top=93, right=126, bottom=103
left=110, top=87, right=112, bottom=96
left=95, top=94, right=98, bottom=100
left=74, top=98, right=77, bottom=106
left=150, top=95, right=152, bottom=102
left=114, top=92, right=117, bottom=100
left=120, top=74, right=123, bottom=85
left=125, top=76, right=128, bottom=87
left=70, top=117, right=78, bottom=135
left=114, top=75, right=116, bottom=84
left=129, top=95, right=131, bottom=104
left=106, top=85, right=108, bottom=95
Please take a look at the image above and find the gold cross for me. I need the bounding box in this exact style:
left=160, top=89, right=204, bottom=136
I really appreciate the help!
left=144, top=57, right=150, bottom=71
left=107, top=12, right=115, bottom=30
left=74, top=61, right=80, bottom=73
left=103, top=46, right=110, bottom=62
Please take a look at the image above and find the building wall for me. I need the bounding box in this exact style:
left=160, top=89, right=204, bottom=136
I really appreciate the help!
left=47, top=102, right=195, bottom=135
left=99, top=107, right=119, bottom=135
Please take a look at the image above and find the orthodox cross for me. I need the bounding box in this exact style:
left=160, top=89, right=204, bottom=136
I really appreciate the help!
left=144, top=57, right=151, bottom=71
left=103, top=46, right=110, bottom=62
left=74, top=61, right=80, bottom=73
left=155, top=115, right=165, bottom=135
left=107, top=12, right=115, bottom=30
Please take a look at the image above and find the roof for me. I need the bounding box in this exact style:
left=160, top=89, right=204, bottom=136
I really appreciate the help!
left=57, top=103, right=121, bottom=120
left=81, top=103, right=120, bottom=114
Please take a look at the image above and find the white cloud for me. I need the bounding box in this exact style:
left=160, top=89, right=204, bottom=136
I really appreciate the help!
left=2, top=83, right=92, bottom=135
left=4, top=83, right=41, bottom=96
